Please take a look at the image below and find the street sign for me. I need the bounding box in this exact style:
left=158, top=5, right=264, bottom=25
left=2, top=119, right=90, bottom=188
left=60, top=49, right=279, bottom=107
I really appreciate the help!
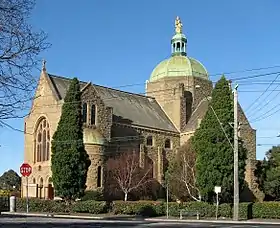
left=214, top=186, right=221, bottom=194
left=20, top=163, right=32, bottom=177
left=20, top=163, right=32, bottom=214
left=214, top=186, right=221, bottom=220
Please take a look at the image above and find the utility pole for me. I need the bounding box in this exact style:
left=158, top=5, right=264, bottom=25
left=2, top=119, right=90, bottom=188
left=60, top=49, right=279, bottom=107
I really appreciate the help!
left=233, top=84, right=239, bottom=221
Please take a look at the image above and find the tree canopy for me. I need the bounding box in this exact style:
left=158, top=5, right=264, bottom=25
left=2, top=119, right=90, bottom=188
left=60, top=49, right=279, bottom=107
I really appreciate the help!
left=255, top=146, right=280, bottom=200
left=0, top=0, right=50, bottom=123
left=191, top=75, right=247, bottom=203
left=0, top=169, right=21, bottom=190
left=51, top=78, right=91, bottom=201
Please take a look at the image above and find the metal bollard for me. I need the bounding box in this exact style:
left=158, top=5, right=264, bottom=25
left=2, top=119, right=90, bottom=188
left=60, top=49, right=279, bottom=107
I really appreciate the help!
left=9, top=196, right=16, bottom=212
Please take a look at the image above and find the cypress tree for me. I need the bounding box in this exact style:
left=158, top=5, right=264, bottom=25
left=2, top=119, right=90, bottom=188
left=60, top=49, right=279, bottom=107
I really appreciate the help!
left=51, top=77, right=91, bottom=202
left=191, top=75, right=247, bottom=203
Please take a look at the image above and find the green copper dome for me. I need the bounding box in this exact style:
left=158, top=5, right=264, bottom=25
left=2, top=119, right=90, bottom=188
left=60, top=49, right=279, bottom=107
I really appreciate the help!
left=149, top=16, right=208, bottom=82
left=150, top=56, right=208, bottom=82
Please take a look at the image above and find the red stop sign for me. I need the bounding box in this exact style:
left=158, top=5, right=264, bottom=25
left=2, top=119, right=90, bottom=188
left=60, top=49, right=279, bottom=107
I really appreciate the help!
left=20, top=163, right=32, bottom=177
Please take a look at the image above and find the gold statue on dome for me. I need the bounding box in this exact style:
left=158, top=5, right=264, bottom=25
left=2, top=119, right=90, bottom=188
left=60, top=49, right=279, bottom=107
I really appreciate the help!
left=175, top=16, right=183, bottom=34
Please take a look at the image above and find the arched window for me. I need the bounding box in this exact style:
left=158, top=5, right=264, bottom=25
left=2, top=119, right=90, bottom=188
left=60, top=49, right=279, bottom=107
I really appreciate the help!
left=82, top=103, right=87, bottom=123
left=184, top=91, right=193, bottom=123
left=35, top=117, right=50, bottom=162
left=164, top=139, right=171, bottom=149
left=91, top=104, right=96, bottom=125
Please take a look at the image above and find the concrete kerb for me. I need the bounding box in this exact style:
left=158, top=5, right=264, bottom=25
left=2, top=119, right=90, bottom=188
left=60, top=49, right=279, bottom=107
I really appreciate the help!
left=2, top=212, right=280, bottom=225
left=144, top=217, right=280, bottom=225
left=1, top=212, right=103, bottom=220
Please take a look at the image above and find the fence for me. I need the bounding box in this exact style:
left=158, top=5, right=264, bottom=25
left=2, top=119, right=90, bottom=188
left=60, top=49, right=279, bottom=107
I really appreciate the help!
left=0, top=196, right=9, bottom=212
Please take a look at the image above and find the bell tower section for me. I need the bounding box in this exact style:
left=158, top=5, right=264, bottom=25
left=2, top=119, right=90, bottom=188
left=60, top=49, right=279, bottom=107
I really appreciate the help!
left=146, top=16, right=212, bottom=132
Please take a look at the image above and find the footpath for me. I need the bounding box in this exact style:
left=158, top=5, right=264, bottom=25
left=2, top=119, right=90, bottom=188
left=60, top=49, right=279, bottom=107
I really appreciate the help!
left=2, top=211, right=280, bottom=225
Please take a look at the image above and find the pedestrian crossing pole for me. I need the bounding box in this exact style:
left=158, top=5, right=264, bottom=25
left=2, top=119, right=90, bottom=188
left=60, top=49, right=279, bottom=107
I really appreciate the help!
left=233, top=84, right=239, bottom=221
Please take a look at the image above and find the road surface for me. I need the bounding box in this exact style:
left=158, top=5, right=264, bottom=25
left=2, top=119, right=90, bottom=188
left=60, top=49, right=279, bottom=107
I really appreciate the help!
left=0, top=215, right=279, bottom=227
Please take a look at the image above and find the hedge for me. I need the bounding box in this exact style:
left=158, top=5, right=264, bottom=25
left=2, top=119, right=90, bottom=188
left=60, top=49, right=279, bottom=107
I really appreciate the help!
left=72, top=201, right=108, bottom=214
left=112, top=200, right=165, bottom=217
left=253, top=202, right=280, bottom=219
left=16, top=198, right=108, bottom=214
left=14, top=198, right=280, bottom=219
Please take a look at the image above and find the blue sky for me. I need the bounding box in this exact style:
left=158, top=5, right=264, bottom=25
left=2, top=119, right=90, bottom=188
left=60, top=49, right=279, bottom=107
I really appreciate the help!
left=1, top=0, right=280, bottom=175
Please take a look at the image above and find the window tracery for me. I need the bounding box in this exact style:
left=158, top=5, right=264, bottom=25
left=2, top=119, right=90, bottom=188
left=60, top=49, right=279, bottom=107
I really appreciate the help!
left=34, top=117, right=50, bottom=162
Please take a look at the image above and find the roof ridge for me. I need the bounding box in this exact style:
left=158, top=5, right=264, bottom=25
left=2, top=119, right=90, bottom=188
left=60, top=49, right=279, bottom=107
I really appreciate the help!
left=48, top=73, right=155, bottom=100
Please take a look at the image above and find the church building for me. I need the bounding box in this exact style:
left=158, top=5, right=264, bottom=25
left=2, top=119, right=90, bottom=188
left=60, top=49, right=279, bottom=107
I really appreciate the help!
left=22, top=17, right=262, bottom=201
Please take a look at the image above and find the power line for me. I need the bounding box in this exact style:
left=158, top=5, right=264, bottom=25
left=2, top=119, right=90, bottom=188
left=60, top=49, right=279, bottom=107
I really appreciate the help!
left=111, top=66, right=280, bottom=89
left=247, top=88, right=280, bottom=119
left=239, top=90, right=280, bottom=93
left=257, top=135, right=280, bottom=139
left=250, top=104, right=280, bottom=123
left=91, top=70, right=280, bottom=91
left=244, top=73, right=280, bottom=114
left=257, top=144, right=280, bottom=146
left=3, top=69, right=280, bottom=134
left=40, top=70, right=280, bottom=96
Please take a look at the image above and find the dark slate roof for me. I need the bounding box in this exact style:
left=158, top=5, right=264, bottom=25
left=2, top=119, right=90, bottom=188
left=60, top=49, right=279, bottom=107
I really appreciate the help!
left=184, top=98, right=209, bottom=132
left=47, top=74, right=178, bottom=132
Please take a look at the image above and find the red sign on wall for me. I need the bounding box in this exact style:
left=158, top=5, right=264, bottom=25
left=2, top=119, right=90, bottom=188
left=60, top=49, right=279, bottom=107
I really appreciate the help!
left=20, top=163, right=32, bottom=177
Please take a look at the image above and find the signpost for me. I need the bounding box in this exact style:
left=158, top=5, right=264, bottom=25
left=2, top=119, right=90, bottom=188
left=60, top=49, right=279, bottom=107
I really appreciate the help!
left=214, top=186, right=221, bottom=220
left=20, top=163, right=32, bottom=213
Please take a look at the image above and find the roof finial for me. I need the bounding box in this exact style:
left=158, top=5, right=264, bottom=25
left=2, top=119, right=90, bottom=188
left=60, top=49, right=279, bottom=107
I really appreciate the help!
left=42, top=59, right=46, bottom=71
left=175, top=16, right=183, bottom=34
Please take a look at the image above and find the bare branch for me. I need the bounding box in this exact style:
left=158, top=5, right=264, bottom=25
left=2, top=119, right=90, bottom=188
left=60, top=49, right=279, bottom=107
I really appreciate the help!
left=167, top=141, right=201, bottom=202
left=106, top=151, right=154, bottom=201
left=0, top=0, right=50, bottom=122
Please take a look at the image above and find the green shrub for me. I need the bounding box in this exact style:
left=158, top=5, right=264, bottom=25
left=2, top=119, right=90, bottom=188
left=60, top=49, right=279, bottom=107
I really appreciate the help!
left=16, top=198, right=108, bottom=214
left=16, top=198, right=71, bottom=213
left=253, top=202, right=280, bottom=219
left=81, top=190, right=104, bottom=201
left=239, top=203, right=253, bottom=219
left=0, top=190, right=11, bottom=197
left=112, top=201, right=164, bottom=217
left=218, top=203, right=232, bottom=218
left=185, top=201, right=216, bottom=217
left=164, top=202, right=184, bottom=217
left=0, top=197, right=9, bottom=212
left=165, top=201, right=231, bottom=218
left=72, top=200, right=108, bottom=214
left=14, top=198, right=280, bottom=219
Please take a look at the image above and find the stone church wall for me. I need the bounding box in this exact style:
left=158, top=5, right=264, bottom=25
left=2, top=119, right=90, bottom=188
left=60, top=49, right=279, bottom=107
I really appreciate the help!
left=146, top=76, right=212, bottom=132
left=22, top=72, right=62, bottom=198
left=108, top=123, right=180, bottom=184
